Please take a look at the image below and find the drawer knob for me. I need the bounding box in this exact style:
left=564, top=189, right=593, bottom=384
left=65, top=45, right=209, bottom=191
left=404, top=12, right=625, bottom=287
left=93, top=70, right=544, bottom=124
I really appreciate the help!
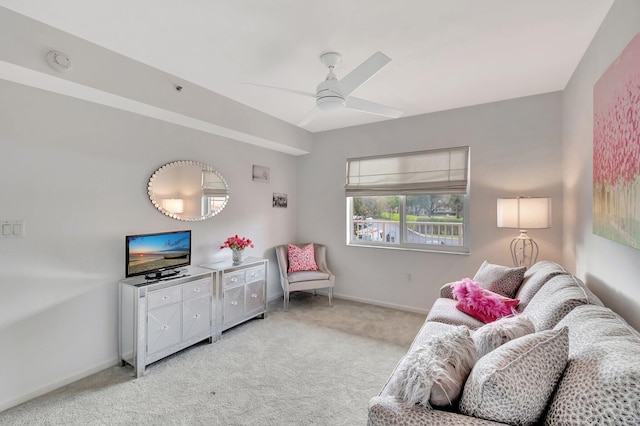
left=230, top=277, right=237, bottom=283
left=251, top=293, right=258, bottom=298
left=250, top=272, right=257, bottom=277
left=194, top=314, right=201, bottom=319
left=231, top=301, right=238, bottom=306
left=193, top=287, right=201, bottom=292
left=162, top=325, right=169, bottom=330
left=162, top=296, right=170, bottom=300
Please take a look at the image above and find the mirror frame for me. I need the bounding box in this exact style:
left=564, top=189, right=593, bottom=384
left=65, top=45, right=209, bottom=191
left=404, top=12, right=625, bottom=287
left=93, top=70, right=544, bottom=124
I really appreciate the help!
left=148, top=160, right=230, bottom=221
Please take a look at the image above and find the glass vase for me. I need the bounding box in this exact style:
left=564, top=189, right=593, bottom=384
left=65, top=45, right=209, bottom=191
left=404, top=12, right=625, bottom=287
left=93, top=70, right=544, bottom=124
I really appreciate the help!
left=232, top=248, right=244, bottom=265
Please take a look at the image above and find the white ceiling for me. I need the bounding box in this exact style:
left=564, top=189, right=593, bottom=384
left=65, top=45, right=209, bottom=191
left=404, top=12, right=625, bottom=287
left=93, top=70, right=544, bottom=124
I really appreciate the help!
left=1, top=0, right=614, bottom=133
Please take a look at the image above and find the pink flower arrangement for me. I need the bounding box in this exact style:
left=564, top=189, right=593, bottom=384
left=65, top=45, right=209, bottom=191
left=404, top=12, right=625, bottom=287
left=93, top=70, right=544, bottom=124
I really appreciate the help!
left=220, top=234, right=254, bottom=251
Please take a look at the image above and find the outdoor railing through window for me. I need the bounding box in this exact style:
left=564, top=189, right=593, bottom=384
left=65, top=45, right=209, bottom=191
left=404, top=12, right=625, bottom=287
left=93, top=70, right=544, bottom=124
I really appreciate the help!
left=353, top=219, right=464, bottom=246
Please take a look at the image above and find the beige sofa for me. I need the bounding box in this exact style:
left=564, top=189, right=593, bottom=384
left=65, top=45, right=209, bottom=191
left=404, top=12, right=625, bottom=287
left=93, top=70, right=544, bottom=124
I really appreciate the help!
left=368, top=261, right=640, bottom=425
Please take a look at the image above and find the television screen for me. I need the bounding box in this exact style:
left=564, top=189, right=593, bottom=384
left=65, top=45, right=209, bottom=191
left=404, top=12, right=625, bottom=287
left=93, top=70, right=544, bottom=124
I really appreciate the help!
left=125, top=230, right=191, bottom=278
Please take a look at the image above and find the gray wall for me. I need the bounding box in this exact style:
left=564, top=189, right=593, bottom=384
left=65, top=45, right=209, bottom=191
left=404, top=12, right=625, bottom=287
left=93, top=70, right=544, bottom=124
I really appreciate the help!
left=562, top=0, right=640, bottom=330
left=0, top=80, right=298, bottom=409
left=297, top=92, right=564, bottom=311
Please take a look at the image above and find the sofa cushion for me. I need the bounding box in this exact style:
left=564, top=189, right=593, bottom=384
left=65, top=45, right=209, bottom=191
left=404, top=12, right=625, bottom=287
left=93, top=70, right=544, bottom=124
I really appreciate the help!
left=387, top=326, right=477, bottom=408
left=287, top=270, right=330, bottom=283
left=472, top=314, right=535, bottom=358
left=367, top=396, right=504, bottom=426
left=459, top=327, right=569, bottom=426
left=545, top=305, right=640, bottom=425
left=452, top=278, right=519, bottom=323
left=523, top=275, right=602, bottom=331
left=368, top=396, right=509, bottom=426
left=473, top=261, right=526, bottom=299
left=515, top=261, right=567, bottom=311
left=426, top=298, right=485, bottom=330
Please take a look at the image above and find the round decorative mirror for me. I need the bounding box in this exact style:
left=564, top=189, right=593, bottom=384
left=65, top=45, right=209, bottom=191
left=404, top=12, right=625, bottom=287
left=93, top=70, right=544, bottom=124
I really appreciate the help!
left=148, top=160, right=229, bottom=221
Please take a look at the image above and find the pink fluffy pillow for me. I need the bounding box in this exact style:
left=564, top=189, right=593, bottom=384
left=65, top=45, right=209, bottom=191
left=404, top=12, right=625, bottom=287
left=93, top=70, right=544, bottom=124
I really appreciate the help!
left=288, top=243, right=319, bottom=273
left=452, top=278, right=519, bottom=323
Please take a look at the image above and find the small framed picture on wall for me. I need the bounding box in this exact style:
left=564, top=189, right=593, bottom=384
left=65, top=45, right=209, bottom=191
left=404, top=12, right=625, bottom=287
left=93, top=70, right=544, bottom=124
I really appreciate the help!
left=252, top=165, right=270, bottom=183
left=273, top=193, right=287, bottom=208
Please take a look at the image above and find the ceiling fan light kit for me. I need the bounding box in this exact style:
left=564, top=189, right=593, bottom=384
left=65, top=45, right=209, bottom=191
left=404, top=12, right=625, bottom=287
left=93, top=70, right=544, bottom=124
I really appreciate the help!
left=247, top=51, right=404, bottom=126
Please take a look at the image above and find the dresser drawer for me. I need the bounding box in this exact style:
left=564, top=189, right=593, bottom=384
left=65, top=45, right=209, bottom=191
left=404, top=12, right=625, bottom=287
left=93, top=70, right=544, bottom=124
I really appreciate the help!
left=245, top=266, right=265, bottom=283
left=146, top=303, right=182, bottom=354
left=245, top=280, right=265, bottom=314
left=223, top=286, right=245, bottom=324
left=183, top=278, right=211, bottom=301
left=183, top=294, right=212, bottom=341
left=223, top=270, right=246, bottom=288
left=148, top=286, right=182, bottom=309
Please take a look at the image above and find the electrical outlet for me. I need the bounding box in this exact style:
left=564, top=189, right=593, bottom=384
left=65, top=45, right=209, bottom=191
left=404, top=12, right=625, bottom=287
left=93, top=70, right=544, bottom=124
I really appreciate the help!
left=406, top=273, right=413, bottom=283
left=1, top=220, right=24, bottom=238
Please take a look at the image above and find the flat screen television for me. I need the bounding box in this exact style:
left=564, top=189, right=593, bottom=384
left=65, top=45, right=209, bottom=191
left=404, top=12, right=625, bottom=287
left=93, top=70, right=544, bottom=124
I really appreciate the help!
left=125, top=230, right=191, bottom=279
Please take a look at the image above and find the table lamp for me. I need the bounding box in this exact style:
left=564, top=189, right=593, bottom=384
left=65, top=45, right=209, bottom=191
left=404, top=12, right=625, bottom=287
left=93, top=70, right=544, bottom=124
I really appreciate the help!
left=497, top=197, right=551, bottom=267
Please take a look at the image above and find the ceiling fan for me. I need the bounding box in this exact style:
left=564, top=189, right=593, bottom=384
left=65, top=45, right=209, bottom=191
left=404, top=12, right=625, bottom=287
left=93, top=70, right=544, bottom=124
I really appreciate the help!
left=247, top=51, right=404, bottom=127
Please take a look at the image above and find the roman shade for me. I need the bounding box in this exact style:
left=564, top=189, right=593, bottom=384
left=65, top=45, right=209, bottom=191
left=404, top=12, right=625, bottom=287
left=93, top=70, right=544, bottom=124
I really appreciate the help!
left=345, top=146, right=469, bottom=196
left=202, top=170, right=229, bottom=197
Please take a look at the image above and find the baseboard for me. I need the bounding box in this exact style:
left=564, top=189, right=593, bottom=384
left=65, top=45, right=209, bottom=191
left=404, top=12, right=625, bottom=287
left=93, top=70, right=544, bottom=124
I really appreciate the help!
left=0, top=357, right=120, bottom=413
left=267, top=289, right=428, bottom=315
left=333, top=293, right=429, bottom=315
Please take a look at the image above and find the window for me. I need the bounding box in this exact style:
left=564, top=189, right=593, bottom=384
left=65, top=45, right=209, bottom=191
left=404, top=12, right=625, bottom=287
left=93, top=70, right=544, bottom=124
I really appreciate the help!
left=346, top=147, right=469, bottom=253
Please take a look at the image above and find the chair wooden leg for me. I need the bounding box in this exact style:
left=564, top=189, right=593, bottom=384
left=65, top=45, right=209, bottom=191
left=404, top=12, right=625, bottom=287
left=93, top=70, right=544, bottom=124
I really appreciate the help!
left=328, top=287, right=333, bottom=307
left=284, top=291, right=289, bottom=312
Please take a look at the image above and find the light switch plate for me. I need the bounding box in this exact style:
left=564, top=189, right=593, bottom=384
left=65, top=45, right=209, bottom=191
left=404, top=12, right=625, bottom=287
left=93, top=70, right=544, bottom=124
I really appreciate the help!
left=1, top=220, right=24, bottom=238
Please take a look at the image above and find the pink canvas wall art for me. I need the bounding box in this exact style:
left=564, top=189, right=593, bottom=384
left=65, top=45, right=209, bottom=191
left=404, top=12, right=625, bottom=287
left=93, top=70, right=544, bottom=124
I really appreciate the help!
left=593, top=32, right=640, bottom=248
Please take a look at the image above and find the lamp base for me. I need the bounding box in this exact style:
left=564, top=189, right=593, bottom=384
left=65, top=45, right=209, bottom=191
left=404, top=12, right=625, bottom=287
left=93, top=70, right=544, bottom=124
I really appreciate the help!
left=509, top=230, right=538, bottom=267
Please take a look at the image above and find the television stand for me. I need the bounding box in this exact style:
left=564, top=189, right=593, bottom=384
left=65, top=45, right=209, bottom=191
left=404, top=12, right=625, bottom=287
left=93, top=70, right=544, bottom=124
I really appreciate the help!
left=119, top=266, right=219, bottom=377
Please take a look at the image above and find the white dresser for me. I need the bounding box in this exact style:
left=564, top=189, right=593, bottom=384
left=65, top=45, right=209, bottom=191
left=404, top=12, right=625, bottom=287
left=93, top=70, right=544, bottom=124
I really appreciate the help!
left=119, top=266, right=218, bottom=377
left=200, top=257, right=268, bottom=331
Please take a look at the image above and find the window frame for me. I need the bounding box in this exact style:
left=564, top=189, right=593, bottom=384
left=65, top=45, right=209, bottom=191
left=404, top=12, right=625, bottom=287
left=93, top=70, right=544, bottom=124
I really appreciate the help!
left=345, top=147, right=470, bottom=254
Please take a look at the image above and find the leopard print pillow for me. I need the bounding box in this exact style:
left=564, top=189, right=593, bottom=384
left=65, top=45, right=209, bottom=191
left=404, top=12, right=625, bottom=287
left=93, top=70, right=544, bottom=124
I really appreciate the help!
left=472, top=260, right=526, bottom=299
left=459, top=327, right=569, bottom=425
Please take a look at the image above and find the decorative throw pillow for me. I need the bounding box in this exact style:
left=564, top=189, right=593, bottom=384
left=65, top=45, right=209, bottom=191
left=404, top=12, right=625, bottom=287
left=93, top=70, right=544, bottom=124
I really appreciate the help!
left=439, top=281, right=456, bottom=299
left=459, top=327, right=569, bottom=426
left=287, top=243, right=319, bottom=273
left=472, top=314, right=535, bottom=358
left=473, top=260, right=526, bottom=299
left=515, top=261, right=567, bottom=311
left=452, top=278, right=519, bottom=323
left=389, top=326, right=477, bottom=408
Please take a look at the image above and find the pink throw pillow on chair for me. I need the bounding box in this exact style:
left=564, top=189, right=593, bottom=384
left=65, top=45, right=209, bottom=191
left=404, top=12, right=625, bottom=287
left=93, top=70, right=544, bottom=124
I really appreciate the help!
left=288, top=244, right=319, bottom=272
left=452, top=278, right=519, bottom=323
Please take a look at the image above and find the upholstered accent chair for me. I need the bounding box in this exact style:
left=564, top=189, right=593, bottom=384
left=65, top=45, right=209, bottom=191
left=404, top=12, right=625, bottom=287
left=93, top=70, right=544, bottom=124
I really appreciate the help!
left=275, top=243, right=335, bottom=311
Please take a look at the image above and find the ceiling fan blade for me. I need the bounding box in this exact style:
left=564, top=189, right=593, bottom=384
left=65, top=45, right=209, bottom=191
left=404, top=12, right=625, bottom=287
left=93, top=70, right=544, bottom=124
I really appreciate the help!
left=338, top=52, right=391, bottom=97
left=243, top=82, right=316, bottom=98
left=298, top=106, right=321, bottom=127
left=345, top=96, right=403, bottom=118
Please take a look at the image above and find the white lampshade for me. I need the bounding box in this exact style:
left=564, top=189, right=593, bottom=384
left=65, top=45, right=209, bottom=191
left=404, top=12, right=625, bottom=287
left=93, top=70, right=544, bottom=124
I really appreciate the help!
left=497, top=197, right=551, bottom=229
left=162, top=198, right=184, bottom=214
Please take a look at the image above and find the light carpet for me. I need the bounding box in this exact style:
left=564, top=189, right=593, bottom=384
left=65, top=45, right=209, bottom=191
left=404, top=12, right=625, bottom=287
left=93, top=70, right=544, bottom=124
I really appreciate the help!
left=0, top=294, right=424, bottom=425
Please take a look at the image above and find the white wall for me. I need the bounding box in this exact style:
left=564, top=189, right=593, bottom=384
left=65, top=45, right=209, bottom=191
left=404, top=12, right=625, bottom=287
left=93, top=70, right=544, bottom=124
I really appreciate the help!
left=562, top=0, right=640, bottom=329
left=297, top=92, right=564, bottom=312
left=0, top=80, right=298, bottom=410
